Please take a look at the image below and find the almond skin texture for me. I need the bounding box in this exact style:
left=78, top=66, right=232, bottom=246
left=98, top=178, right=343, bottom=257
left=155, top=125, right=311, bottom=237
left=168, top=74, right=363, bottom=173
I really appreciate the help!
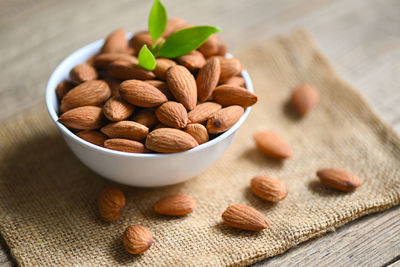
left=222, top=204, right=270, bottom=231
left=153, top=194, right=197, bottom=216
left=213, top=85, right=257, bottom=108
left=223, top=76, right=245, bottom=87
left=217, top=43, right=228, bottom=56
left=317, top=168, right=362, bottom=192
left=290, top=84, right=319, bottom=116
left=214, top=56, right=242, bottom=82
left=250, top=176, right=287, bottom=202
left=178, top=50, right=206, bottom=72
left=104, top=138, right=149, bottom=153
left=188, top=102, right=222, bottom=124
left=184, top=124, right=209, bottom=144
left=132, top=109, right=159, bottom=128
left=144, top=80, right=174, bottom=100
left=94, top=53, right=138, bottom=68
left=145, top=128, right=198, bottom=153
left=76, top=130, right=108, bottom=147
left=55, top=81, right=74, bottom=100
left=206, top=105, right=244, bottom=134
left=198, top=34, right=221, bottom=57
left=154, top=58, right=177, bottom=80
left=155, top=101, right=188, bottom=128
left=101, top=121, right=149, bottom=141
left=61, top=80, right=111, bottom=111
left=103, top=96, right=135, bottom=121
left=119, top=80, right=168, bottom=107
left=98, top=186, right=126, bottom=222
left=123, top=225, right=153, bottom=255
left=130, top=31, right=153, bottom=54
left=166, top=65, right=197, bottom=110
left=69, top=63, right=98, bottom=85
left=108, top=60, right=156, bottom=80
left=197, top=57, right=221, bottom=102
left=104, top=77, right=122, bottom=97
left=253, top=131, right=292, bottom=160
left=101, top=28, right=128, bottom=54
left=58, top=106, right=105, bottom=130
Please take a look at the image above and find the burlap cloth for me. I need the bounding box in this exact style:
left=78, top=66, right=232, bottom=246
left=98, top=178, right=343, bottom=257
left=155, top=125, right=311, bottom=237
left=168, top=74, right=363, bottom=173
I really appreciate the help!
left=0, top=30, right=399, bottom=266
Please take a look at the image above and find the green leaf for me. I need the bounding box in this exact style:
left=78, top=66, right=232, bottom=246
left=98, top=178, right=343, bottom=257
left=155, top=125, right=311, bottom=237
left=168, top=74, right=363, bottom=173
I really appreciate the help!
left=138, top=45, right=156, bottom=71
left=157, top=26, right=221, bottom=58
left=148, top=0, right=167, bottom=43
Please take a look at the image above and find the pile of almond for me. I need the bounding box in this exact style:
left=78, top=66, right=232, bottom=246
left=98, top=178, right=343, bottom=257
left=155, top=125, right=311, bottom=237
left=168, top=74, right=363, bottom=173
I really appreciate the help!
left=56, top=18, right=257, bottom=154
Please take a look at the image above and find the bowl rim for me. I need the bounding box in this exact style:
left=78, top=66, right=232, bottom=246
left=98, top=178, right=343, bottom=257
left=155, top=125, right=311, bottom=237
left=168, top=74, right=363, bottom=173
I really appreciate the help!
left=45, top=38, right=254, bottom=159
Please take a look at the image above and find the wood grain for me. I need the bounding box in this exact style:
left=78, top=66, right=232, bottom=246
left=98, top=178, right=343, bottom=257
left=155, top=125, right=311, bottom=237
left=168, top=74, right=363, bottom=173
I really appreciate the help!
left=0, top=0, right=399, bottom=266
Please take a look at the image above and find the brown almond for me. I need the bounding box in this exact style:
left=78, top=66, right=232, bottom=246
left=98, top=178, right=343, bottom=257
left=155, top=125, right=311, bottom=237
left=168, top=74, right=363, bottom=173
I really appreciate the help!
left=103, top=96, right=135, bottom=121
left=251, top=176, right=287, bottom=202
left=98, top=186, right=126, bottom=222
left=223, top=76, right=245, bottom=87
left=103, top=77, right=121, bottom=97
left=153, top=58, right=177, bottom=80
left=101, top=28, right=128, bottom=54
left=86, top=55, right=96, bottom=66
left=184, top=124, right=209, bottom=144
left=253, top=131, right=292, bottom=160
left=153, top=194, right=197, bottom=216
left=129, top=31, right=164, bottom=54
left=188, top=102, right=222, bottom=124
left=69, top=63, right=98, bottom=85
left=317, top=168, right=362, bottom=192
left=55, top=81, right=74, bottom=100
left=214, top=56, right=242, bottom=82
left=131, top=109, right=159, bottom=128
left=123, top=225, right=153, bottom=255
left=144, top=80, right=174, bottom=100
left=119, top=79, right=168, bottom=107
left=197, top=57, right=221, bottom=102
left=108, top=60, right=155, bottom=81
left=153, top=123, right=169, bottom=130
left=145, top=128, right=198, bottom=153
left=76, top=130, right=108, bottom=147
left=61, top=80, right=111, bottom=111
left=217, top=43, right=228, bottom=56
left=101, top=121, right=149, bottom=141
left=94, top=53, right=138, bottom=68
left=290, top=84, right=319, bottom=116
left=213, top=85, right=257, bottom=108
left=58, top=106, right=105, bottom=130
left=178, top=50, right=206, bottom=72
left=104, top=138, right=149, bottom=153
left=162, top=18, right=188, bottom=37
left=155, top=101, right=188, bottom=128
left=198, top=34, right=221, bottom=57
left=166, top=65, right=197, bottom=110
left=222, top=204, right=270, bottom=231
left=206, top=105, right=244, bottom=134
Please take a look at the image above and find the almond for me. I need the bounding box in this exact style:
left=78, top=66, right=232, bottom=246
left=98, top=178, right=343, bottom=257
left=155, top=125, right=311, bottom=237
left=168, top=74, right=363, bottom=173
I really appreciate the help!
left=109, top=60, right=155, bottom=81
left=101, top=121, right=149, bottom=141
left=98, top=186, right=126, bottom=222
left=58, top=106, right=105, bottom=130
left=178, top=50, right=206, bottom=72
left=153, top=194, right=197, bottom=216
left=153, top=58, right=177, bottom=80
left=184, top=124, right=209, bottom=144
left=145, top=128, right=198, bottom=153
left=188, top=102, right=222, bottom=123
left=250, top=176, right=287, bottom=202
left=153, top=123, right=169, bottom=130
left=162, top=18, right=188, bottom=37
left=317, top=168, right=362, bottom=192
left=144, top=80, right=174, bottom=100
left=222, top=204, right=269, bottom=231
left=104, top=138, right=149, bottom=153
left=119, top=79, right=168, bottom=107
left=126, top=47, right=136, bottom=56
left=76, top=130, right=108, bottom=147
left=103, top=96, right=135, bottom=121
left=130, top=31, right=159, bottom=54
left=101, top=28, right=128, bottom=54
left=217, top=43, right=228, bottom=56
left=290, top=83, right=319, bottom=116
left=69, top=63, right=98, bottom=85
left=196, top=57, right=221, bottom=102
left=223, top=76, right=245, bottom=87
left=61, top=80, right=111, bottom=111
left=213, top=85, right=257, bottom=108
left=166, top=65, right=197, bottom=110
left=214, top=56, right=242, bottom=82
left=103, top=77, right=121, bottom=97
left=123, top=225, right=153, bottom=255
left=155, top=101, right=188, bottom=128
left=55, top=81, right=74, bottom=100
left=94, top=53, right=138, bottom=68
left=206, top=105, right=244, bottom=134
left=198, top=34, right=221, bottom=57
left=131, top=109, right=159, bottom=128
left=253, top=131, right=292, bottom=160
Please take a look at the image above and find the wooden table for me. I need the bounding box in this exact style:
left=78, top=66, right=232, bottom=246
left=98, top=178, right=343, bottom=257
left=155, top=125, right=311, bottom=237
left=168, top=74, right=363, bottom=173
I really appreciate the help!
left=0, top=0, right=399, bottom=266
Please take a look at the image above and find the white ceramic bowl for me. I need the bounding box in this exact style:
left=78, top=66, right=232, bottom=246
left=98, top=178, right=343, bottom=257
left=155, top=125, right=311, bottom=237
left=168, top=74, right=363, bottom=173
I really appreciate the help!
left=45, top=37, right=253, bottom=187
